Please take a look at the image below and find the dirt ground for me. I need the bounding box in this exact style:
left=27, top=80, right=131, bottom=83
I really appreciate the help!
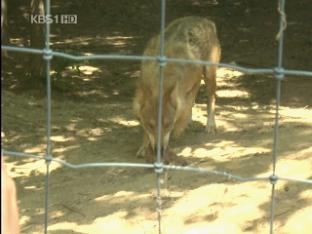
left=2, top=0, right=312, bottom=233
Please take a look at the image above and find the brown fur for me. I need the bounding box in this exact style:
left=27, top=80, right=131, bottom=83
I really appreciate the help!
left=133, top=16, right=221, bottom=160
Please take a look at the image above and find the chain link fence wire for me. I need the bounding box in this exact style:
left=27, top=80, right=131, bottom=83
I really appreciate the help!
left=2, top=0, right=312, bottom=233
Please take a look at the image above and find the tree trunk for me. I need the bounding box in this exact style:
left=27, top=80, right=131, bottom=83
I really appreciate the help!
left=29, top=0, right=45, bottom=88
left=1, top=0, right=8, bottom=57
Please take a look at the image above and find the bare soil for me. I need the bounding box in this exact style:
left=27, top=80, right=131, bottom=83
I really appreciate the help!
left=2, top=0, right=312, bottom=233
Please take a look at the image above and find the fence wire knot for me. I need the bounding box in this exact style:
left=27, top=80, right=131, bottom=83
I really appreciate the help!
left=269, top=174, right=279, bottom=185
left=274, top=67, right=285, bottom=80
left=154, top=162, right=164, bottom=173
left=44, top=155, right=53, bottom=165
left=43, top=48, right=53, bottom=60
left=157, top=56, right=167, bottom=67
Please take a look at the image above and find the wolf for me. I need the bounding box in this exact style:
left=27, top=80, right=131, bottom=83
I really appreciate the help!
left=133, top=16, right=221, bottom=162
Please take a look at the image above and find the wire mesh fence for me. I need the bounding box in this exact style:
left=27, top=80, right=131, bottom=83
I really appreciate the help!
left=1, top=0, right=312, bottom=233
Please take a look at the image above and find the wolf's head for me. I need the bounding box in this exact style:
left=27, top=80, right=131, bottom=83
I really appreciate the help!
left=133, top=84, right=181, bottom=155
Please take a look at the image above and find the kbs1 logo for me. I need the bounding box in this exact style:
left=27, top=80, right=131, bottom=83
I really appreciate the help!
left=30, top=14, right=77, bottom=24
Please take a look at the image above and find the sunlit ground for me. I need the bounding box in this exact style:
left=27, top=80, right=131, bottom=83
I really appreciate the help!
left=2, top=67, right=312, bottom=234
